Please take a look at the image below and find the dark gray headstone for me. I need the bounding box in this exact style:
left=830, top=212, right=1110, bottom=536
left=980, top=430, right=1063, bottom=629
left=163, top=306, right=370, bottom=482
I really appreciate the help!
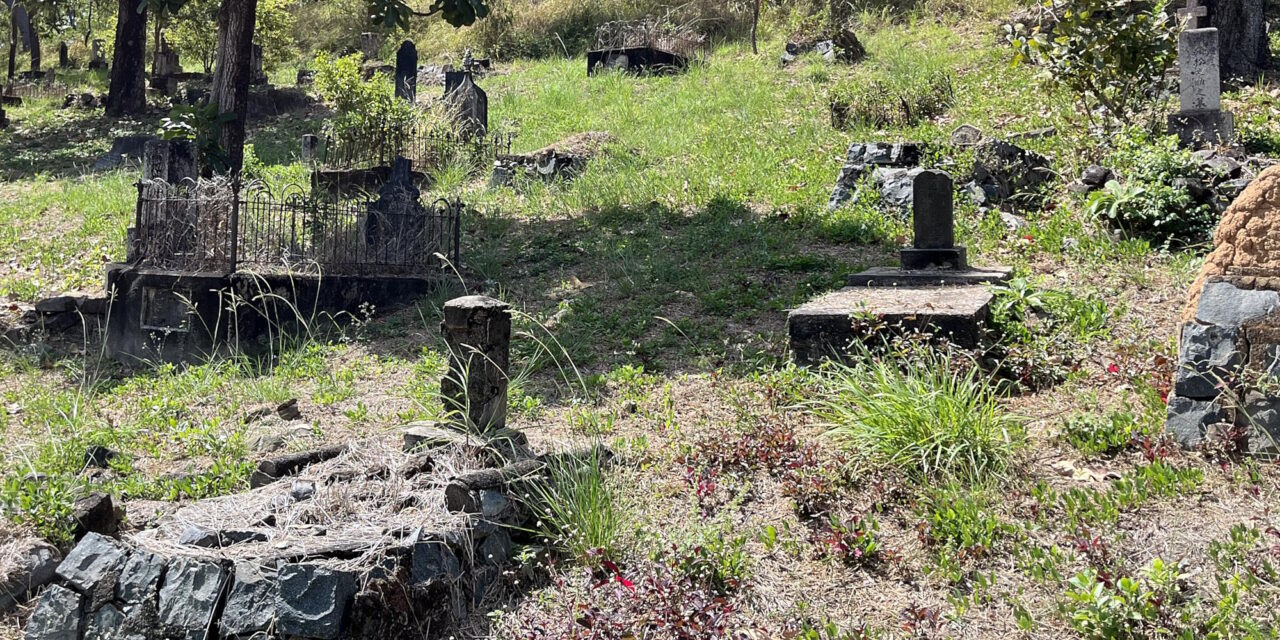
left=301, top=134, right=320, bottom=162
left=395, top=40, right=417, bottom=102
left=445, top=73, right=488, bottom=139
left=249, top=43, right=267, bottom=85
left=365, top=156, right=428, bottom=261
left=58, top=42, right=69, bottom=69
left=912, top=170, right=955, bottom=250
left=360, top=32, right=379, bottom=59
left=276, top=564, right=356, bottom=640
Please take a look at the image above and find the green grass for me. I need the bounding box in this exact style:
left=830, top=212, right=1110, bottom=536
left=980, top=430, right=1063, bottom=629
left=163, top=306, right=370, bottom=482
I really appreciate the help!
left=813, top=353, right=1025, bottom=484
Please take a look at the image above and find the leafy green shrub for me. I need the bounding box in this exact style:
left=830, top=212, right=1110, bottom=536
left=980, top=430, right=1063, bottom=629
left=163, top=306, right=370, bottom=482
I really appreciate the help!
left=814, top=352, right=1024, bottom=484
left=1007, top=0, right=1178, bottom=127
left=1061, top=411, right=1143, bottom=458
left=990, top=276, right=1112, bottom=345
left=1061, top=559, right=1184, bottom=640
left=312, top=52, right=417, bottom=142
left=917, top=486, right=1014, bottom=557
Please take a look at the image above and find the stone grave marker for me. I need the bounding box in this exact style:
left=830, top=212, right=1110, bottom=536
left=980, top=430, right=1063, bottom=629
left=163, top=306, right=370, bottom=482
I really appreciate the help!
left=1179, top=0, right=1209, bottom=28
left=249, top=44, right=268, bottom=86
left=1166, top=165, right=1280, bottom=456
left=300, top=134, right=320, bottom=163
left=88, top=39, right=107, bottom=71
left=361, top=32, right=379, bottom=60
left=57, top=42, right=69, bottom=69
left=395, top=40, right=417, bottom=102
left=1168, top=20, right=1234, bottom=147
left=364, top=157, right=427, bottom=262
left=445, top=72, right=488, bottom=139
left=791, top=170, right=1011, bottom=363
left=440, top=295, right=511, bottom=432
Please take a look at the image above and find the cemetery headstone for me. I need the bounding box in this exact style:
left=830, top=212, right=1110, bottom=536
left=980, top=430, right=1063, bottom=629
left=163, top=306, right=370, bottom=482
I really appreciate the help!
left=58, top=42, right=69, bottom=69
left=300, top=134, right=320, bottom=163
left=1180, top=0, right=1209, bottom=28
left=791, top=170, right=1011, bottom=363
left=395, top=40, right=417, bottom=102
left=445, top=73, right=488, bottom=139
left=1166, top=165, right=1280, bottom=456
left=249, top=44, right=268, bottom=86
left=360, top=32, right=379, bottom=60
left=89, top=40, right=107, bottom=71
left=365, top=157, right=428, bottom=263
left=440, top=295, right=511, bottom=432
left=1168, top=22, right=1235, bottom=147
left=0, top=106, right=8, bottom=129
left=154, top=37, right=180, bottom=78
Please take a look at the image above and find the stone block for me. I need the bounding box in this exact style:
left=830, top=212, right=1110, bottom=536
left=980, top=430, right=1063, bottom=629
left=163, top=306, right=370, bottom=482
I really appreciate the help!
left=158, top=557, right=226, bottom=632
left=219, top=563, right=278, bottom=638
left=276, top=564, right=356, bottom=640
left=411, top=540, right=463, bottom=585
left=0, top=541, right=59, bottom=614
left=22, top=584, right=82, bottom=640
left=1175, top=322, right=1241, bottom=398
left=83, top=603, right=123, bottom=640
left=477, top=529, right=511, bottom=566
left=1237, top=393, right=1280, bottom=458
left=1166, top=395, right=1228, bottom=447
left=115, top=550, right=167, bottom=604
left=1169, top=110, right=1235, bottom=149
left=847, top=266, right=1011, bottom=287
left=1194, top=281, right=1279, bottom=328
left=55, top=532, right=126, bottom=594
left=789, top=285, right=995, bottom=364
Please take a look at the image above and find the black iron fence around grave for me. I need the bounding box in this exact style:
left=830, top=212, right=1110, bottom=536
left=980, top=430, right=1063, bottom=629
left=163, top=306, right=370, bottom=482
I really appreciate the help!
left=132, top=178, right=462, bottom=276
left=1, top=79, right=73, bottom=101
left=319, top=119, right=513, bottom=172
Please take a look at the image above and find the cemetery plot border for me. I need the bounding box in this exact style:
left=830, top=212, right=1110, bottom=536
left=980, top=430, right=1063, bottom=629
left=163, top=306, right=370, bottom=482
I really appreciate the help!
left=0, top=79, right=73, bottom=102
left=319, top=120, right=512, bottom=173
left=132, top=178, right=463, bottom=277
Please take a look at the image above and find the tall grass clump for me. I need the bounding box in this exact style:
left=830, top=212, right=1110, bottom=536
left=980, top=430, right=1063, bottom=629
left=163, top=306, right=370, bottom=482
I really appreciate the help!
left=524, top=449, right=624, bottom=562
left=813, top=354, right=1023, bottom=484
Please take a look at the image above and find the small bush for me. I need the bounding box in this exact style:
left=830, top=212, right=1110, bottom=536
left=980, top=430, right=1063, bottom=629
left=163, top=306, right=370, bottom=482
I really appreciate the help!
left=1007, top=0, right=1178, bottom=127
left=1061, top=559, right=1185, bottom=640
left=829, top=71, right=954, bottom=129
left=814, top=352, right=1024, bottom=484
left=917, top=486, right=1014, bottom=558
left=524, top=450, right=624, bottom=561
left=1061, top=411, right=1144, bottom=458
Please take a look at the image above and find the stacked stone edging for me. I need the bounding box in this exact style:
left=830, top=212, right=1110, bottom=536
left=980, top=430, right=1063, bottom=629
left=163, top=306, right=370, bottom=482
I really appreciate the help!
left=1167, top=166, right=1280, bottom=456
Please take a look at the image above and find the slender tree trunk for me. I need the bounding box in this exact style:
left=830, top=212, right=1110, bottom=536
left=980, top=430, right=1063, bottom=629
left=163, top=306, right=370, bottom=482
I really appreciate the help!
left=750, top=0, right=759, bottom=55
left=209, top=0, right=258, bottom=172
left=1206, top=0, right=1269, bottom=80
left=27, top=20, right=37, bottom=72
left=151, top=15, right=159, bottom=77
left=105, top=0, right=147, bottom=116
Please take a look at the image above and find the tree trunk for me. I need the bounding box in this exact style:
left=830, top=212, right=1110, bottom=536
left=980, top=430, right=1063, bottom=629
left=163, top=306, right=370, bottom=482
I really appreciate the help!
left=27, top=20, right=37, bottom=73
left=1206, top=0, right=1269, bottom=80
left=750, top=0, right=759, bottom=55
left=209, top=0, right=258, bottom=173
left=151, top=16, right=160, bottom=77
left=105, top=0, right=147, bottom=116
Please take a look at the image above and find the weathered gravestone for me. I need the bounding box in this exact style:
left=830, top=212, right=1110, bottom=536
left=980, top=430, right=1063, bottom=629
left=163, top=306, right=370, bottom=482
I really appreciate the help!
left=88, top=40, right=107, bottom=71
left=364, top=157, right=428, bottom=264
left=360, top=32, right=379, bottom=60
left=444, top=73, right=488, bottom=139
left=791, top=170, right=1010, bottom=364
left=0, top=106, right=8, bottom=129
left=300, top=134, right=320, bottom=163
left=249, top=44, right=268, bottom=86
left=1168, top=13, right=1235, bottom=147
left=440, top=295, right=511, bottom=432
left=57, top=42, right=69, bottom=69
left=395, top=40, right=417, bottom=102
left=1166, top=166, right=1280, bottom=456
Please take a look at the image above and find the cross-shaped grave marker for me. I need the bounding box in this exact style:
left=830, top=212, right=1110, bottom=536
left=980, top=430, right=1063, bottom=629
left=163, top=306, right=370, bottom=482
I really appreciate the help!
left=1179, top=0, right=1209, bottom=28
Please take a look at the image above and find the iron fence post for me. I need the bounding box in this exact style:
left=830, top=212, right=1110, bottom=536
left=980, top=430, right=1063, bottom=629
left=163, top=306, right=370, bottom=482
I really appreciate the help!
left=229, top=177, right=241, bottom=274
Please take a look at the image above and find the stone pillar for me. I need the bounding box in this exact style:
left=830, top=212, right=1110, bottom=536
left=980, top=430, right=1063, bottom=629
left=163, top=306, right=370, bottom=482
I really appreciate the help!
left=301, top=134, right=319, bottom=163
left=58, top=42, right=69, bottom=69
left=1169, top=27, right=1235, bottom=147
left=395, top=40, right=417, bottom=102
left=249, top=44, right=268, bottom=86
left=360, top=32, right=379, bottom=60
left=440, top=296, right=511, bottom=433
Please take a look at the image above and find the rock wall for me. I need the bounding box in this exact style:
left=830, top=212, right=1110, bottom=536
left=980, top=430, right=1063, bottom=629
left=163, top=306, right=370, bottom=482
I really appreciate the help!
left=1167, top=166, right=1280, bottom=456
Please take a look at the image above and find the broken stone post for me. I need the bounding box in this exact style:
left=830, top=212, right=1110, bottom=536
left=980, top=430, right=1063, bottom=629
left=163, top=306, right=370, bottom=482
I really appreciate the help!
left=1168, top=25, right=1235, bottom=147
left=58, top=42, right=69, bottom=69
left=900, top=170, right=968, bottom=270
left=301, top=134, right=319, bottom=163
left=441, top=296, right=511, bottom=432
left=395, top=40, right=418, bottom=102
left=361, top=32, right=379, bottom=60
left=444, top=73, right=488, bottom=139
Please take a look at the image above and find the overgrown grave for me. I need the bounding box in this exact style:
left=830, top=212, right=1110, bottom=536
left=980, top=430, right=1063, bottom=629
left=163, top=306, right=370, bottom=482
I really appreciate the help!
left=12, top=295, right=586, bottom=639
left=587, top=16, right=707, bottom=76
left=792, top=170, right=1012, bottom=364
left=1167, top=0, right=1236, bottom=148
left=96, top=140, right=463, bottom=364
